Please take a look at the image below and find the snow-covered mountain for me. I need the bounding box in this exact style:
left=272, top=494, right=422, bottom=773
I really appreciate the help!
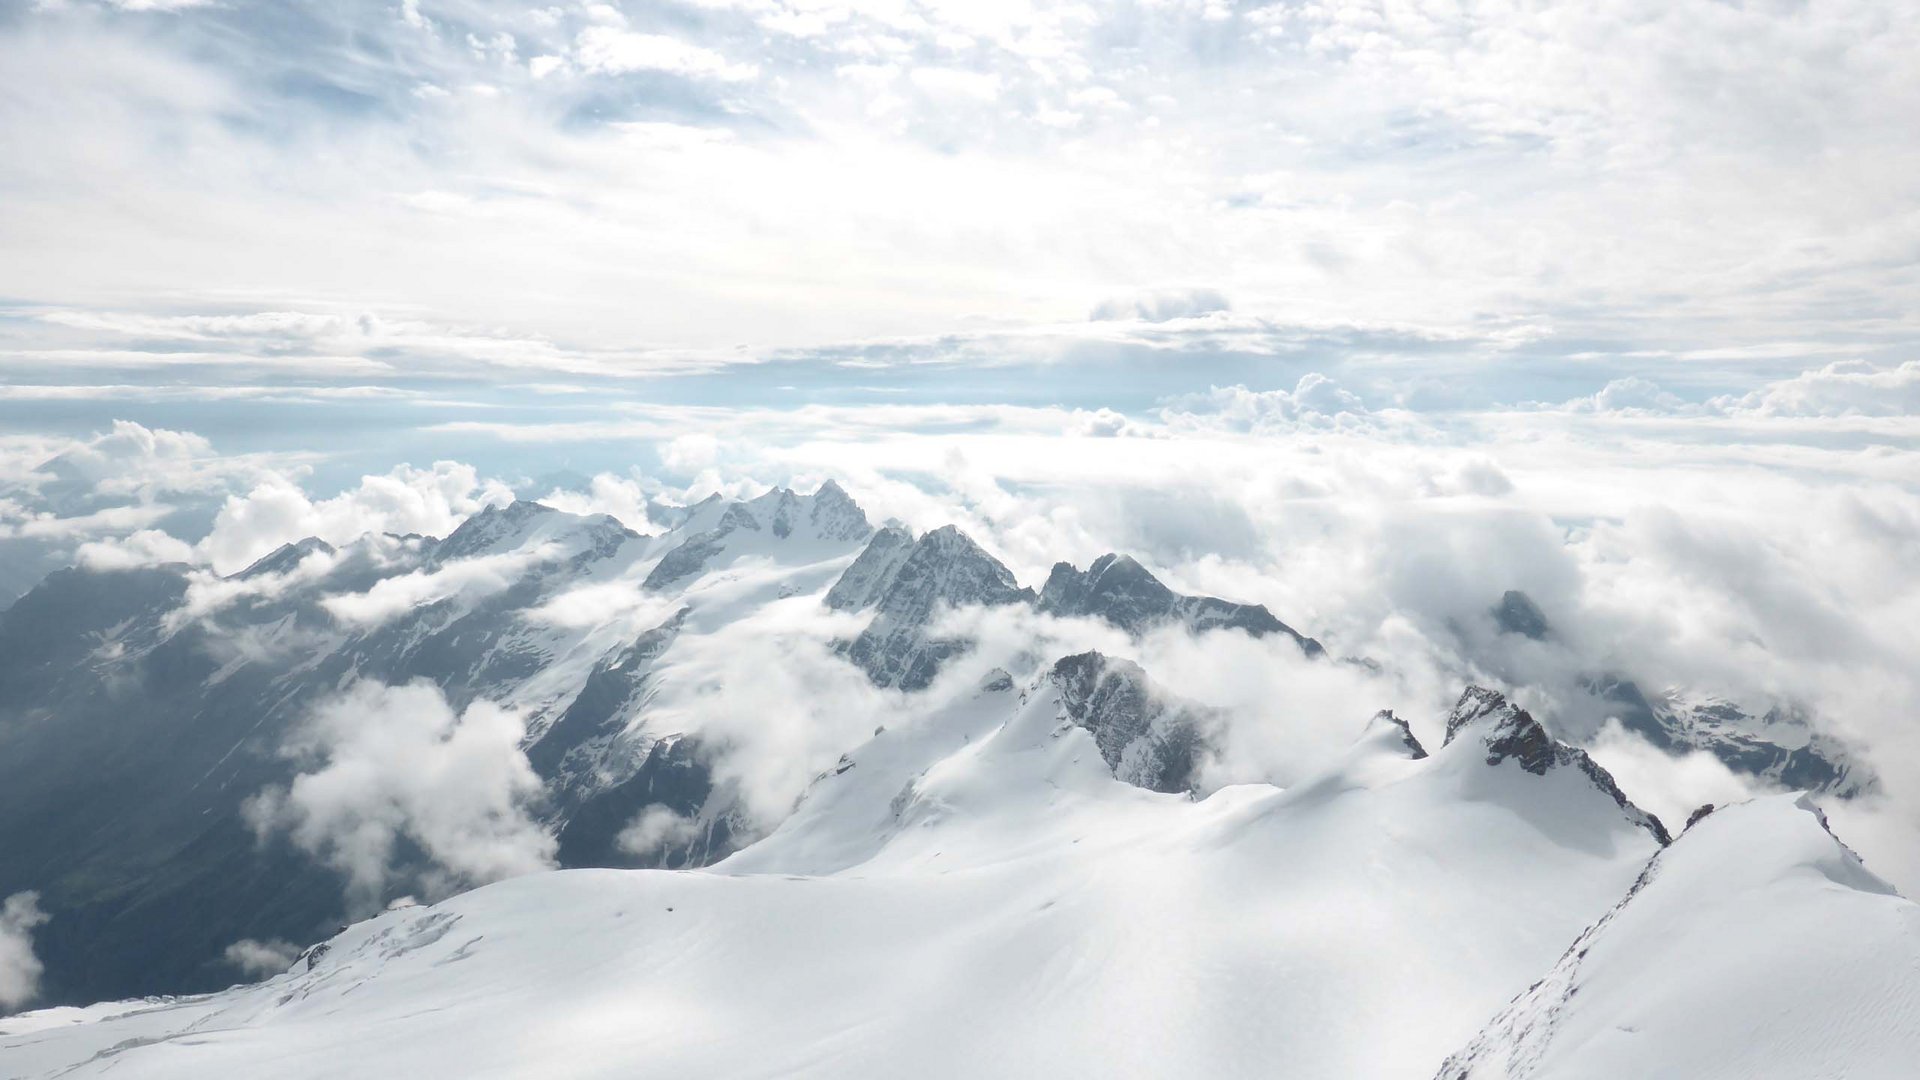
left=0, top=481, right=1912, bottom=1080
left=0, top=686, right=1697, bottom=1078
left=1440, top=794, right=1920, bottom=1080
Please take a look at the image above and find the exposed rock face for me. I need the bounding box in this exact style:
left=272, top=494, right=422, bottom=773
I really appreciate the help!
left=554, top=734, right=736, bottom=870
left=824, top=524, right=915, bottom=612
left=526, top=610, right=690, bottom=792
left=1491, top=590, right=1551, bottom=640
left=831, top=525, right=1035, bottom=690
left=1045, top=651, right=1218, bottom=794
left=1038, top=553, right=1324, bottom=657
left=1370, top=709, right=1429, bottom=759
left=1444, top=687, right=1671, bottom=845
left=1589, top=676, right=1870, bottom=796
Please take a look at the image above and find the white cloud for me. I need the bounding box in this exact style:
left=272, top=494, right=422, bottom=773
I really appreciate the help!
left=200, top=462, right=513, bottom=574
left=573, top=27, right=757, bottom=81
left=1716, top=360, right=1920, bottom=418
left=1162, top=373, right=1371, bottom=431
left=321, top=544, right=557, bottom=628
left=1089, top=287, right=1230, bottom=322
left=222, top=937, right=301, bottom=978
left=617, top=805, right=703, bottom=856
left=1584, top=720, right=1764, bottom=832
left=1572, top=376, right=1688, bottom=414
left=0, top=891, right=50, bottom=1013
left=74, top=527, right=196, bottom=569
left=245, top=681, right=556, bottom=912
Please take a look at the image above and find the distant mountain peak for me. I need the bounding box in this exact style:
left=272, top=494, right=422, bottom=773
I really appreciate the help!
left=1444, top=686, right=1671, bottom=845
left=1039, top=551, right=1324, bottom=656
left=830, top=524, right=1033, bottom=690
left=234, top=537, right=337, bottom=580
left=1491, top=589, right=1551, bottom=640
left=644, top=483, right=873, bottom=593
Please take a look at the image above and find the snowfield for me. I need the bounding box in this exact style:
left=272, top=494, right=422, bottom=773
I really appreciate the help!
left=0, top=679, right=1779, bottom=1079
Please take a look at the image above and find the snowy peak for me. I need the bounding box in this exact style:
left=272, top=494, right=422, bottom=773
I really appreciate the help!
left=1443, top=686, right=1671, bottom=845
left=824, top=524, right=914, bottom=612
left=1439, top=794, right=1916, bottom=1080
left=832, top=524, right=1035, bottom=690
left=1044, top=651, right=1218, bottom=794
left=433, top=499, right=638, bottom=564
left=644, top=482, right=873, bottom=592
left=1038, top=552, right=1324, bottom=655
left=235, top=536, right=336, bottom=579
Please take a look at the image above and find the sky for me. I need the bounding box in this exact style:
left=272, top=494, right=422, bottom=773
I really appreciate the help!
left=0, top=0, right=1914, bottom=476
left=1, top=0, right=1919, bottom=887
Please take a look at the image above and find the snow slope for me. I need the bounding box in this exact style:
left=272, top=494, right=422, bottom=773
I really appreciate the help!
left=0, top=687, right=1673, bottom=1078
left=1438, top=793, right=1920, bottom=1080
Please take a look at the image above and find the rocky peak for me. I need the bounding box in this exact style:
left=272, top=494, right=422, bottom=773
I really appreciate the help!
left=644, top=483, right=872, bottom=593
left=805, top=480, right=871, bottom=542
left=830, top=524, right=1034, bottom=691
left=432, top=499, right=557, bottom=561
left=1045, top=651, right=1216, bottom=794
left=825, top=525, right=915, bottom=612
left=1038, top=550, right=1323, bottom=656
left=1491, top=589, right=1551, bottom=640
left=1443, top=686, right=1671, bottom=845
left=1368, top=709, right=1428, bottom=759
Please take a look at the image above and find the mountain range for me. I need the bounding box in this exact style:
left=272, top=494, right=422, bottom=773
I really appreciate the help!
left=0, top=481, right=1909, bottom=1078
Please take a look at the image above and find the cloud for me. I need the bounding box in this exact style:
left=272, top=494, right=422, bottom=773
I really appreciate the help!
left=1715, top=360, right=1920, bottom=418
left=1584, top=720, right=1764, bottom=831
left=0, top=891, right=50, bottom=1013
left=1161, top=373, right=1371, bottom=431
left=200, top=462, right=513, bottom=574
left=572, top=27, right=757, bottom=81
left=245, top=681, right=556, bottom=911
left=1089, top=287, right=1230, bottom=323
left=617, top=806, right=704, bottom=856
left=222, top=938, right=301, bottom=978
left=320, top=544, right=556, bottom=628
left=74, top=527, right=196, bottom=569
left=1570, top=376, right=1688, bottom=414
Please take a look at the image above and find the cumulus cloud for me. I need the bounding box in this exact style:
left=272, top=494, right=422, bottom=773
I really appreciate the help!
left=222, top=937, right=301, bottom=979
left=1584, top=720, right=1764, bottom=831
left=1570, top=376, right=1688, bottom=414
left=201, top=462, right=513, bottom=574
left=1715, top=360, right=1920, bottom=418
left=1161, top=373, right=1371, bottom=431
left=534, top=471, right=664, bottom=533
left=245, top=681, right=556, bottom=911
left=640, top=598, right=899, bottom=825
left=74, top=527, right=196, bottom=569
left=0, top=891, right=50, bottom=1013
